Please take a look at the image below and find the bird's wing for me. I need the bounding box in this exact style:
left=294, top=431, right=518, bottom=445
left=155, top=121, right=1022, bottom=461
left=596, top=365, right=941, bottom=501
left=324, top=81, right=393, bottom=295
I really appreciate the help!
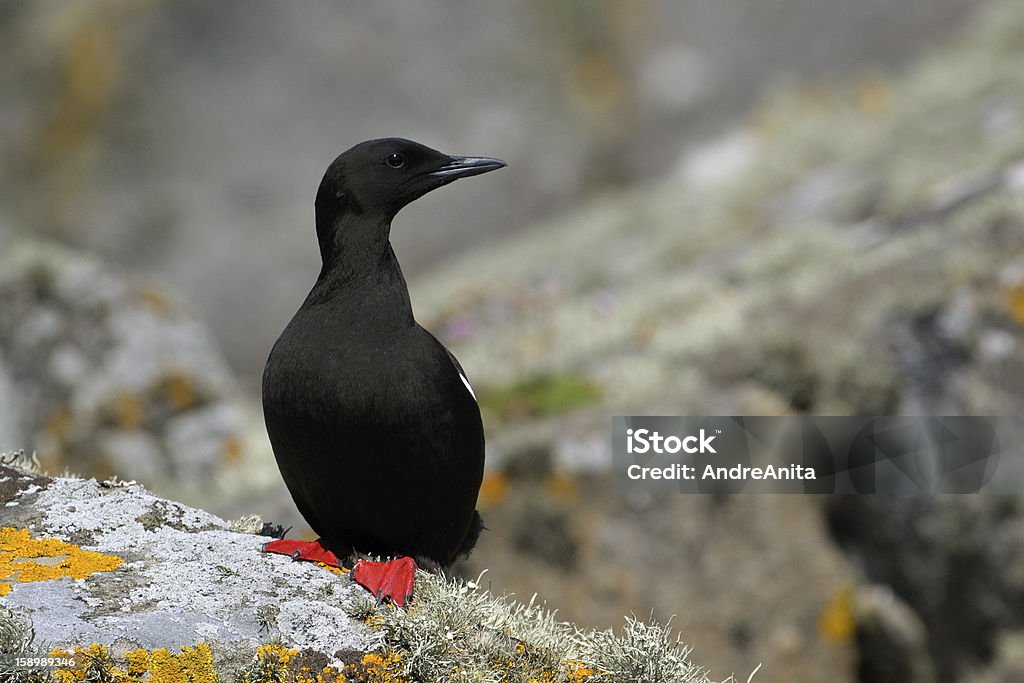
left=444, top=347, right=477, bottom=401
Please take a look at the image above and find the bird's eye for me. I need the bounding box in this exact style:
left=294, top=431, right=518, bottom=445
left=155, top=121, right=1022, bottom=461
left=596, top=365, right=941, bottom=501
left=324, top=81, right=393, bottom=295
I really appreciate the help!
left=386, top=152, right=406, bottom=168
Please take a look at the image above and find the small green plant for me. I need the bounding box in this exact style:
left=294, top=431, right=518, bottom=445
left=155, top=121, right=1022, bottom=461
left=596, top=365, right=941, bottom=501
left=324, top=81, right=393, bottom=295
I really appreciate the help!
left=479, top=373, right=602, bottom=423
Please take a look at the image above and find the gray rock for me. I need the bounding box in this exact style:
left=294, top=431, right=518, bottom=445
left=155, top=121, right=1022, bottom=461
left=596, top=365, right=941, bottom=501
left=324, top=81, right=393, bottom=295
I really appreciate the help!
left=0, top=241, right=276, bottom=514
left=828, top=496, right=1024, bottom=681
left=0, top=458, right=733, bottom=683
left=855, top=584, right=935, bottom=683
left=0, top=462, right=377, bottom=658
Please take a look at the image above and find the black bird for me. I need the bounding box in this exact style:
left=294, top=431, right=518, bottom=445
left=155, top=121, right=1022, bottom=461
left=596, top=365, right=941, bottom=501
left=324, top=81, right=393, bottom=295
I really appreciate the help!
left=262, top=138, right=504, bottom=605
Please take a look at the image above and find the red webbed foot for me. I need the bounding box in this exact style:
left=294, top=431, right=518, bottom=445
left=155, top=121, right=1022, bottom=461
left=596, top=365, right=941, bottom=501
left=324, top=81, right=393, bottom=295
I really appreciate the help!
left=262, top=538, right=340, bottom=567
left=352, top=556, right=417, bottom=607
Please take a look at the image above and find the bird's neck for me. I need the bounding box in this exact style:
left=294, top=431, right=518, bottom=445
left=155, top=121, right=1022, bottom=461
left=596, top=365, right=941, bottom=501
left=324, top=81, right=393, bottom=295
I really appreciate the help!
left=306, top=212, right=414, bottom=325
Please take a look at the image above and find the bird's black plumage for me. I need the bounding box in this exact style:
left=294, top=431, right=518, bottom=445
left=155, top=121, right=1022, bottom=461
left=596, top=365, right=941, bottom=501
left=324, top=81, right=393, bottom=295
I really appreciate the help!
left=263, top=138, right=504, bottom=567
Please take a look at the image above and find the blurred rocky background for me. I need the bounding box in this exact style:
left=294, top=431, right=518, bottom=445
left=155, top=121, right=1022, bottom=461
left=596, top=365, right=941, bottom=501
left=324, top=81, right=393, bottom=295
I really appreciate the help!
left=2, top=1, right=1024, bottom=682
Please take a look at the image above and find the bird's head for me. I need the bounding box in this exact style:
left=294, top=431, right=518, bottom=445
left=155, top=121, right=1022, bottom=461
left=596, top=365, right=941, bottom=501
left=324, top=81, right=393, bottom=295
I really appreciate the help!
left=315, top=138, right=506, bottom=223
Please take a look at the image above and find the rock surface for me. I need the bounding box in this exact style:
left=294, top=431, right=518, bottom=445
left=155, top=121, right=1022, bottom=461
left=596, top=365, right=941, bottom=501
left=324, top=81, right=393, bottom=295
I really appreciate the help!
left=0, top=462, right=376, bottom=661
left=0, top=241, right=279, bottom=516
left=0, top=459, right=730, bottom=683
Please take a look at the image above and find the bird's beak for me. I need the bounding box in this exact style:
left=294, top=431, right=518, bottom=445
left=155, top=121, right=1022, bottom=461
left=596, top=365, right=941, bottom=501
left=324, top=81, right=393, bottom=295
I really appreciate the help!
left=429, top=156, right=507, bottom=181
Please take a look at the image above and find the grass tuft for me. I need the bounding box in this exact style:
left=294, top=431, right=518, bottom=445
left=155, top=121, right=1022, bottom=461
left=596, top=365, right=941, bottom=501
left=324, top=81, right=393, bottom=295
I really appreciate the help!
left=347, top=570, right=724, bottom=683
left=0, top=451, right=44, bottom=475
left=0, top=606, right=52, bottom=683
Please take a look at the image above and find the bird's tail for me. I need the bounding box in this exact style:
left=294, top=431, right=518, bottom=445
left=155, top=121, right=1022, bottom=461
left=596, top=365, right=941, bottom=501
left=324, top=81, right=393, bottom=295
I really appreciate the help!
left=456, top=510, right=485, bottom=559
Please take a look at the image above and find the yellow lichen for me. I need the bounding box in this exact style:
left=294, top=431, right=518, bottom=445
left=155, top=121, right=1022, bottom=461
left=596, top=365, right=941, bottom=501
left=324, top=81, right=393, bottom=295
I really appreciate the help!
left=819, top=586, right=856, bottom=644
left=257, top=641, right=298, bottom=667
left=563, top=659, right=602, bottom=682
left=315, top=561, right=346, bottom=576
left=0, top=527, right=123, bottom=594
left=162, top=372, right=198, bottom=411
left=150, top=644, right=216, bottom=683
left=363, top=613, right=385, bottom=630
left=477, top=471, right=509, bottom=507
left=240, top=643, right=350, bottom=683
left=542, top=473, right=579, bottom=502
left=112, top=393, right=145, bottom=428
left=52, top=643, right=216, bottom=683
left=125, top=648, right=151, bottom=677
left=221, top=435, right=244, bottom=463
left=344, top=652, right=408, bottom=683
left=1007, top=284, right=1024, bottom=324
left=313, top=667, right=345, bottom=683
left=45, top=406, right=75, bottom=439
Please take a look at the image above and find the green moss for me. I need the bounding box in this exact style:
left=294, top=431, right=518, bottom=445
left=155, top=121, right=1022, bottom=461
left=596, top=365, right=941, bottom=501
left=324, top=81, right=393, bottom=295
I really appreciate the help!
left=479, top=373, right=602, bottom=423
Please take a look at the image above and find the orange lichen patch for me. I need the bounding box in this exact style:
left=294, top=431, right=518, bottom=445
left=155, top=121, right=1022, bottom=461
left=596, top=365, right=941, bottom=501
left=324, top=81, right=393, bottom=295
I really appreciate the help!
left=241, top=643, right=349, bottom=683
left=363, top=612, right=386, bottom=629
left=162, top=372, right=198, bottom=411
left=0, top=527, right=123, bottom=595
left=313, top=667, right=345, bottom=683
left=150, top=644, right=217, bottom=683
left=298, top=665, right=345, bottom=683
left=35, top=16, right=121, bottom=165
left=111, top=392, right=145, bottom=428
left=315, top=561, right=346, bottom=575
left=125, top=648, right=151, bottom=677
left=542, top=473, right=579, bottom=502
left=253, top=642, right=299, bottom=677
left=563, top=659, right=602, bottom=682
left=52, top=643, right=217, bottom=683
left=45, top=406, right=76, bottom=438
left=478, top=471, right=509, bottom=507
left=819, top=586, right=856, bottom=644
left=344, top=652, right=408, bottom=683
left=487, top=641, right=604, bottom=683
left=221, top=435, right=244, bottom=463
left=1007, top=284, right=1024, bottom=324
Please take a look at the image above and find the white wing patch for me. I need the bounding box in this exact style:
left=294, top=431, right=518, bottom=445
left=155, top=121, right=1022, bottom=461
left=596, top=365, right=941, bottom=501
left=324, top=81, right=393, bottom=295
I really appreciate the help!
left=458, top=370, right=477, bottom=401
left=442, top=344, right=477, bottom=402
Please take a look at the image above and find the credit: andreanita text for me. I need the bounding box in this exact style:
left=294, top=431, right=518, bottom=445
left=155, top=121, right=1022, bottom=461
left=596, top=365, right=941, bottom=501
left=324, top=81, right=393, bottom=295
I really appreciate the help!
left=626, top=463, right=818, bottom=481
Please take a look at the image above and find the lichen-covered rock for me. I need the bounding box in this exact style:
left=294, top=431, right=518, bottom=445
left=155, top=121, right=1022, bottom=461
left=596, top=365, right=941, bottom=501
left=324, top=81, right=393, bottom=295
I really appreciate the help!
left=0, top=241, right=274, bottom=511
left=828, top=495, right=1024, bottom=682
left=0, top=459, right=733, bottom=683
left=0, top=462, right=377, bottom=661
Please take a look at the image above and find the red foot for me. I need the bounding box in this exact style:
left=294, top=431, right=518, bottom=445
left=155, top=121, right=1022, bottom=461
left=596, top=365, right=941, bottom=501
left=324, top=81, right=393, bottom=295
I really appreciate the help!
left=352, top=557, right=417, bottom=607
left=262, top=538, right=340, bottom=567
